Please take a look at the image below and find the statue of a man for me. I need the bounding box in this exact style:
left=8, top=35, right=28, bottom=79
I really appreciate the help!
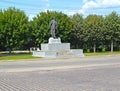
left=49, top=17, right=58, bottom=38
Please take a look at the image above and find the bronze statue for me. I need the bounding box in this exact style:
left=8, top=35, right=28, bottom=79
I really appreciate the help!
left=49, top=17, right=58, bottom=38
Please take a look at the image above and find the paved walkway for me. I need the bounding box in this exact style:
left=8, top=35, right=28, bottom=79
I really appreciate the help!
left=0, top=55, right=120, bottom=72
left=0, top=55, right=120, bottom=91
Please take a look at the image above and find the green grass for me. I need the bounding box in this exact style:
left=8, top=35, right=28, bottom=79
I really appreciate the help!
left=0, top=51, right=120, bottom=60
left=0, top=54, right=39, bottom=60
left=84, top=51, right=120, bottom=56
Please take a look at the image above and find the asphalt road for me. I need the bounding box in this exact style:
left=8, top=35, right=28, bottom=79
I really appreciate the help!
left=0, top=55, right=120, bottom=91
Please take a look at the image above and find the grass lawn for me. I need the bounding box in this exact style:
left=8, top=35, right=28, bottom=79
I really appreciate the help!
left=84, top=51, right=120, bottom=56
left=0, top=54, right=39, bottom=60
left=0, top=51, right=120, bottom=61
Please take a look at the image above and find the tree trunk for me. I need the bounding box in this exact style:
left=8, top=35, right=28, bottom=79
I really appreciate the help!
left=93, top=43, right=96, bottom=53
left=9, top=50, right=12, bottom=54
left=9, top=47, right=12, bottom=54
left=111, top=40, right=114, bottom=52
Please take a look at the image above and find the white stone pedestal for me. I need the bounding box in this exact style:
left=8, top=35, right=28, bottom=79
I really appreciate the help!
left=41, top=43, right=70, bottom=51
left=32, top=37, right=84, bottom=58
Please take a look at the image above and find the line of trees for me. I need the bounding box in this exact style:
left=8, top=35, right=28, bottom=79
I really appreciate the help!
left=0, top=7, right=120, bottom=53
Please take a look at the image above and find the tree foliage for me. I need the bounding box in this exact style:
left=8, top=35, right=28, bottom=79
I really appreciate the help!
left=70, top=13, right=84, bottom=48
left=104, top=12, right=120, bottom=52
left=0, top=7, right=29, bottom=52
left=83, top=15, right=104, bottom=52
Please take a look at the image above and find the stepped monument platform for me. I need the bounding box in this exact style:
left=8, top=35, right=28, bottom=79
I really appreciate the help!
left=32, top=37, right=84, bottom=58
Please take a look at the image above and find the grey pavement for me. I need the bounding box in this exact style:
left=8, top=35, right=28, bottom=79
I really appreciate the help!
left=0, top=55, right=120, bottom=91
left=0, top=55, right=120, bottom=72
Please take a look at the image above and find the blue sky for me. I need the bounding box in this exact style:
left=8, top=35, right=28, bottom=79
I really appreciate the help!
left=0, top=0, right=120, bottom=20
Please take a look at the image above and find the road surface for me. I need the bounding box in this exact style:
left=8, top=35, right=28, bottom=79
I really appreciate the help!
left=0, top=55, right=120, bottom=91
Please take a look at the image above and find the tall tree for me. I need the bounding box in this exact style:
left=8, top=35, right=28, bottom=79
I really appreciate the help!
left=104, top=12, right=120, bottom=52
left=0, top=7, right=29, bottom=53
left=0, top=10, right=5, bottom=50
left=84, top=15, right=104, bottom=53
left=70, top=13, right=84, bottom=48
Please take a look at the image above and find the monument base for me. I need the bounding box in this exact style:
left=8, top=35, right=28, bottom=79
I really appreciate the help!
left=32, top=37, right=84, bottom=58
left=33, top=49, right=84, bottom=58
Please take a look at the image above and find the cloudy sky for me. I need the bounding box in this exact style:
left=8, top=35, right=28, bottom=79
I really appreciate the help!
left=0, top=0, right=120, bottom=19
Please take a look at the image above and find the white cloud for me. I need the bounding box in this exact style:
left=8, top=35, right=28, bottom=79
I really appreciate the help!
left=82, top=1, right=99, bottom=9
left=80, top=0, right=120, bottom=15
left=63, top=10, right=83, bottom=16
left=28, top=14, right=36, bottom=21
left=79, top=1, right=99, bottom=15
left=101, top=0, right=120, bottom=6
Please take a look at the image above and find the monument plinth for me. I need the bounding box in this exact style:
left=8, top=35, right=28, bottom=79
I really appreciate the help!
left=32, top=37, right=84, bottom=58
left=48, top=37, right=61, bottom=44
left=41, top=37, right=70, bottom=51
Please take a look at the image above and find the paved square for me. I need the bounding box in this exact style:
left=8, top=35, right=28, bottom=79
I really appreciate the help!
left=0, top=56, right=120, bottom=91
